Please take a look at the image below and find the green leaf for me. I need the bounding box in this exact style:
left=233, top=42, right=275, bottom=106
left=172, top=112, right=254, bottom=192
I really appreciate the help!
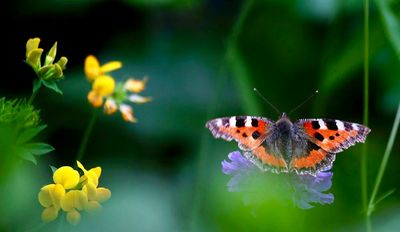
left=15, top=147, right=37, bottom=164
left=375, top=189, right=396, bottom=206
left=50, top=165, right=58, bottom=173
left=33, top=79, right=42, bottom=93
left=42, top=80, right=63, bottom=95
left=16, top=125, right=47, bottom=145
left=23, top=143, right=54, bottom=155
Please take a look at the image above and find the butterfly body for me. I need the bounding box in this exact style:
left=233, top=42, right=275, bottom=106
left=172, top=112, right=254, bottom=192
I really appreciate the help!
left=206, top=113, right=370, bottom=175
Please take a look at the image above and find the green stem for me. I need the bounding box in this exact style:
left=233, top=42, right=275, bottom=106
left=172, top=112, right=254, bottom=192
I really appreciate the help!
left=28, top=89, right=38, bottom=105
left=361, top=0, right=369, bottom=227
left=367, top=102, right=400, bottom=218
left=76, top=109, right=97, bottom=161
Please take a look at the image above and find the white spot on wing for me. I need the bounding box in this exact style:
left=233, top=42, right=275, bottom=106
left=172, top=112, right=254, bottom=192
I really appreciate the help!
left=216, top=119, right=222, bottom=127
left=318, top=119, right=327, bottom=129
left=352, top=124, right=359, bottom=131
left=335, top=120, right=345, bottom=130
left=229, top=117, right=236, bottom=127
left=245, top=116, right=252, bottom=127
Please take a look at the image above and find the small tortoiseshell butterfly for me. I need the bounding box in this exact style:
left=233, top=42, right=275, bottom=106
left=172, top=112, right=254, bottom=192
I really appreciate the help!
left=206, top=113, right=370, bottom=175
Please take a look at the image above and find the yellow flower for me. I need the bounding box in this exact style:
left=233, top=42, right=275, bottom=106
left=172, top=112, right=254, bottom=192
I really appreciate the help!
left=84, top=55, right=151, bottom=123
left=25, top=37, right=68, bottom=80
left=38, top=161, right=111, bottom=225
left=84, top=55, right=122, bottom=81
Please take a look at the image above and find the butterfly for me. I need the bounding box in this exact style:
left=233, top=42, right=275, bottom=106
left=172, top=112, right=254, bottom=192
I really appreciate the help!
left=206, top=113, right=370, bottom=175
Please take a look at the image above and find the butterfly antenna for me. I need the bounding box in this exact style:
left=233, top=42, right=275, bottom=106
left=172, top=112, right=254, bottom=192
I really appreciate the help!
left=288, top=90, right=319, bottom=115
left=253, top=88, right=280, bottom=115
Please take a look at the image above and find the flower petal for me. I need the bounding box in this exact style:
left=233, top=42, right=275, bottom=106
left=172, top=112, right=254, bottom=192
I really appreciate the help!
left=124, top=77, right=147, bottom=93
left=66, top=209, right=81, bottom=225
left=26, top=38, right=41, bottom=57
left=84, top=55, right=101, bottom=81
left=38, top=184, right=56, bottom=207
left=53, top=166, right=80, bottom=189
left=96, top=187, right=111, bottom=202
left=119, top=104, right=137, bottom=123
left=41, top=206, right=59, bottom=223
left=87, top=90, right=104, bottom=107
left=104, top=99, right=118, bottom=115
left=85, top=201, right=102, bottom=213
left=100, top=61, right=122, bottom=73
left=93, top=75, right=115, bottom=96
left=82, top=182, right=97, bottom=200
left=61, top=190, right=88, bottom=211
left=128, top=94, right=152, bottom=104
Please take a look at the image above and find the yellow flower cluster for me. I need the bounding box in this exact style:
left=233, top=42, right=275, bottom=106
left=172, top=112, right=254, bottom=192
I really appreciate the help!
left=26, top=38, right=67, bottom=80
left=84, top=55, right=151, bottom=123
left=38, top=161, right=111, bottom=225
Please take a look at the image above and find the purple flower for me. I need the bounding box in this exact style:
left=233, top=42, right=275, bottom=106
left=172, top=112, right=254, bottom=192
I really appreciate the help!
left=221, top=151, right=334, bottom=209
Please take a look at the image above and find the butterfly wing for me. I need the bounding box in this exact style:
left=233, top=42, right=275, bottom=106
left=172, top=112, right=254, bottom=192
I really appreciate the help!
left=288, top=119, right=371, bottom=175
left=205, top=116, right=273, bottom=151
left=244, top=144, right=289, bottom=173
left=297, top=119, right=371, bottom=153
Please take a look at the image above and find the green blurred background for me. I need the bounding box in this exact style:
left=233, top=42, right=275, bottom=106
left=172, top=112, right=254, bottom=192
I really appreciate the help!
left=1, top=0, right=400, bottom=231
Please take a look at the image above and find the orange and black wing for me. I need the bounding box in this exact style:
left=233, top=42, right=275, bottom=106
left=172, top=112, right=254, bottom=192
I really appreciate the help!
left=206, top=116, right=273, bottom=151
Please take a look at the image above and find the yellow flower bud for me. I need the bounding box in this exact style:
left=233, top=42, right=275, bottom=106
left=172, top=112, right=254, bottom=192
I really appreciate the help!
left=45, top=42, right=57, bottom=66
left=53, top=166, right=80, bottom=189
left=66, top=209, right=81, bottom=225
left=41, top=206, right=59, bottom=223
left=93, top=76, right=115, bottom=96
left=57, top=57, right=68, bottom=70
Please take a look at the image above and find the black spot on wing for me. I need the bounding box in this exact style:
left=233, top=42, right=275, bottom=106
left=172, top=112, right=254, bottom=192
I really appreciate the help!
left=329, top=136, right=335, bottom=140
left=306, top=141, right=321, bottom=152
left=251, top=118, right=258, bottom=127
left=252, top=131, right=261, bottom=139
left=325, top=120, right=338, bottom=130
left=311, top=121, right=320, bottom=129
left=314, top=132, right=324, bottom=141
left=236, top=117, right=245, bottom=127
left=242, top=133, right=248, bottom=137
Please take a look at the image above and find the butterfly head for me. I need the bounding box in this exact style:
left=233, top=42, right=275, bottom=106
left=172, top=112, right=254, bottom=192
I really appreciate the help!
left=276, top=112, right=292, bottom=133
